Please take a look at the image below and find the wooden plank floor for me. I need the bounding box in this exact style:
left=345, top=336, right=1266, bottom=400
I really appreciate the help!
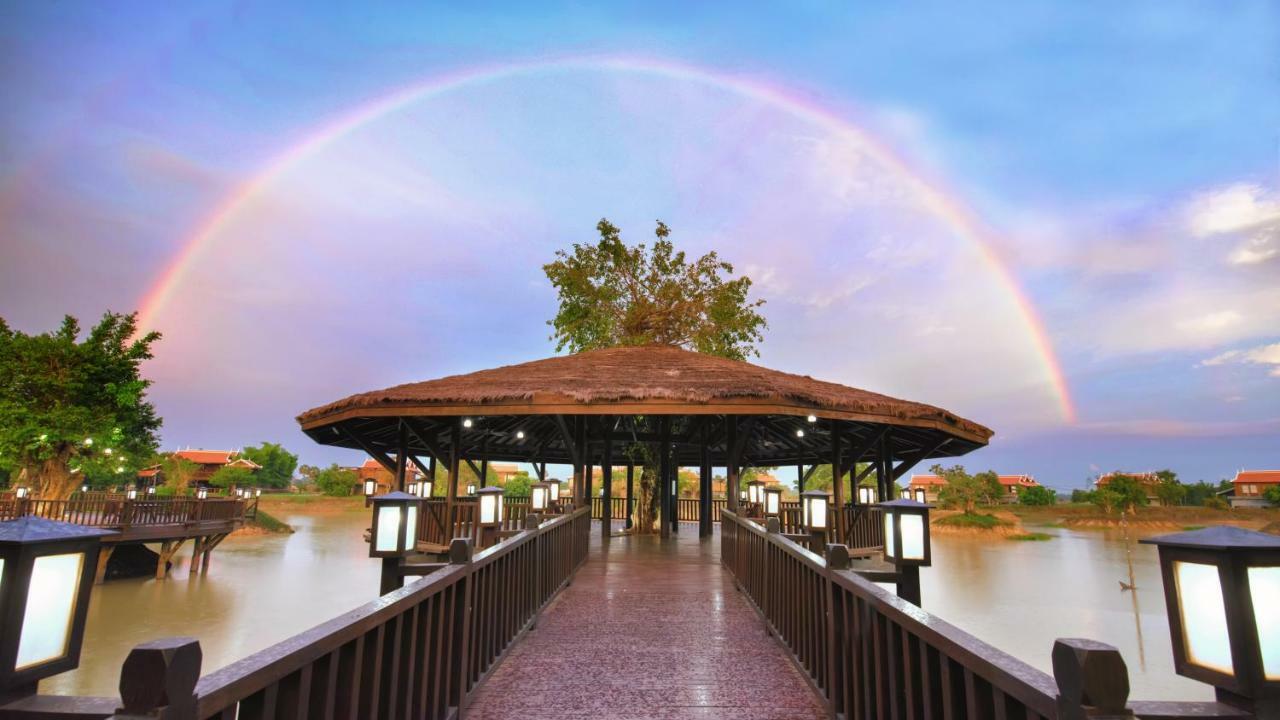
left=466, top=522, right=827, bottom=719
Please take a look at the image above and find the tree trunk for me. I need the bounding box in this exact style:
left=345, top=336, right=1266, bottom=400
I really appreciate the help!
left=631, top=463, right=661, bottom=534
left=32, top=450, right=77, bottom=501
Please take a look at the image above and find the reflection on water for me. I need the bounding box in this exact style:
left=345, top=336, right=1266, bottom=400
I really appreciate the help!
left=50, top=512, right=1211, bottom=701
left=47, top=507, right=379, bottom=697
left=924, top=523, right=1212, bottom=700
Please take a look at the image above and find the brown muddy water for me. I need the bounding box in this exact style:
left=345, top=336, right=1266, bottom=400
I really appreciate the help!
left=47, top=511, right=1209, bottom=701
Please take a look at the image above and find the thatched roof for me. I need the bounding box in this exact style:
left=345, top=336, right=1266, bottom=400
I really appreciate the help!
left=298, top=345, right=990, bottom=443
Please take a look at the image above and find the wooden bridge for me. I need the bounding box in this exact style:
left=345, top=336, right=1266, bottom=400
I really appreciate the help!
left=0, top=492, right=252, bottom=581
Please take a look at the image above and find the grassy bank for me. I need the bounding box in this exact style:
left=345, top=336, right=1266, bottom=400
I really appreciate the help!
left=1009, top=503, right=1276, bottom=531
left=258, top=493, right=365, bottom=514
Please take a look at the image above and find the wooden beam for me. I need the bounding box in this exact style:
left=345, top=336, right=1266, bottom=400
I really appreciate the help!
left=831, top=422, right=846, bottom=542
left=395, top=422, right=409, bottom=492
left=839, top=426, right=889, bottom=478
left=338, top=424, right=397, bottom=473
left=553, top=414, right=580, bottom=468
left=402, top=418, right=448, bottom=463
left=891, top=436, right=951, bottom=481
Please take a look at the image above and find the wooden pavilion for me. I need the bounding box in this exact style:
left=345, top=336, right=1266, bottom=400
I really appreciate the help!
left=297, top=345, right=991, bottom=541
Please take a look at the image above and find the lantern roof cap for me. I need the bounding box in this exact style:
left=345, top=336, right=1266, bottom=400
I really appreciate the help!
left=878, top=498, right=934, bottom=510
left=800, top=489, right=830, bottom=497
left=1140, top=525, right=1280, bottom=551
left=476, top=485, right=504, bottom=494
left=370, top=491, right=418, bottom=503
left=0, top=516, right=119, bottom=545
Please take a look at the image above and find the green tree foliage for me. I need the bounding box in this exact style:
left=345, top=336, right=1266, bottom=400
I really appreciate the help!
left=933, top=465, right=1000, bottom=514
left=1018, top=486, right=1057, bottom=506
left=543, top=219, right=767, bottom=360
left=208, top=465, right=256, bottom=489
left=315, top=464, right=358, bottom=496
left=1184, top=481, right=1230, bottom=507
left=240, top=442, right=298, bottom=489
left=503, top=471, right=533, bottom=497
left=543, top=220, right=767, bottom=533
left=1070, top=489, right=1092, bottom=504
left=0, top=312, right=162, bottom=499
left=1264, top=485, right=1280, bottom=505
left=1154, top=477, right=1188, bottom=507
left=159, top=454, right=199, bottom=493
left=1105, top=475, right=1151, bottom=514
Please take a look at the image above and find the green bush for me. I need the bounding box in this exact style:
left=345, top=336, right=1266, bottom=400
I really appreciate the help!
left=1018, top=486, right=1057, bottom=506
left=315, top=464, right=358, bottom=496
left=1264, top=485, right=1280, bottom=505
left=936, top=512, right=1007, bottom=529
left=1202, top=496, right=1229, bottom=511
left=1009, top=532, right=1052, bottom=541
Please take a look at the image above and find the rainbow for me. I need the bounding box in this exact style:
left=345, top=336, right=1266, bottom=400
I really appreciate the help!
left=136, top=54, right=1076, bottom=423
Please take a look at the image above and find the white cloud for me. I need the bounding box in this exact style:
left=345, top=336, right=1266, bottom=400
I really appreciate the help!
left=1199, top=341, right=1280, bottom=378
left=1185, top=183, right=1280, bottom=238
left=1227, top=227, right=1279, bottom=266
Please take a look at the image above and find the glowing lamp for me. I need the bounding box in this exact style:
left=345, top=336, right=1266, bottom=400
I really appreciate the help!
left=14, top=488, right=28, bottom=500
left=801, top=490, right=829, bottom=531
left=406, top=481, right=419, bottom=497
left=547, top=481, right=560, bottom=503
left=739, top=489, right=748, bottom=502
left=146, top=486, right=156, bottom=496
left=531, top=482, right=551, bottom=512
left=763, top=486, right=783, bottom=517
left=79, top=486, right=88, bottom=494
left=125, top=488, right=137, bottom=501
left=368, top=491, right=419, bottom=558
left=466, top=484, right=477, bottom=497
left=195, top=487, right=208, bottom=500
left=418, top=478, right=433, bottom=498
left=858, top=486, right=877, bottom=505
left=806, top=414, right=817, bottom=423
left=362, top=479, right=377, bottom=498
left=0, top=517, right=115, bottom=701
left=747, top=480, right=766, bottom=506
left=913, top=488, right=927, bottom=503
left=880, top=499, right=931, bottom=567
left=1141, top=527, right=1280, bottom=714
left=477, top=486, right=504, bottom=527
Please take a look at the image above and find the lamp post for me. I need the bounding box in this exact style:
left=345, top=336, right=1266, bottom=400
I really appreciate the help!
left=531, top=482, right=552, bottom=513
left=369, top=491, right=420, bottom=595
left=801, top=490, right=831, bottom=553
left=1141, top=526, right=1280, bottom=716
left=547, top=480, right=561, bottom=512
left=195, top=487, right=208, bottom=501
left=406, top=481, right=419, bottom=497
left=466, top=483, right=477, bottom=497
left=858, top=485, right=877, bottom=505
left=746, top=480, right=766, bottom=518
left=476, top=486, right=505, bottom=548
left=763, top=486, right=783, bottom=519
left=880, top=498, right=932, bottom=606
left=0, top=517, right=116, bottom=705
left=362, top=478, right=377, bottom=507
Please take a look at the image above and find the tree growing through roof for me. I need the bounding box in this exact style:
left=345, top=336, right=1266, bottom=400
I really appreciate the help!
left=240, top=442, right=299, bottom=489
left=0, top=312, right=162, bottom=500
left=544, top=220, right=768, bottom=533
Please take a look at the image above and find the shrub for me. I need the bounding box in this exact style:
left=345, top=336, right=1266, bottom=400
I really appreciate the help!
left=1264, top=485, right=1280, bottom=505
left=1202, top=496, right=1229, bottom=511
left=936, top=512, right=1007, bottom=529
left=1019, top=486, right=1057, bottom=506
left=315, top=464, right=358, bottom=496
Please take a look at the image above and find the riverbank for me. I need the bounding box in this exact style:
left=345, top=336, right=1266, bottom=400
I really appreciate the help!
left=1009, top=503, right=1276, bottom=531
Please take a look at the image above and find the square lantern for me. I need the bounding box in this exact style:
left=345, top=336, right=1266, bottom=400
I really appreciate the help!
left=0, top=517, right=116, bottom=699
left=467, top=484, right=477, bottom=497
left=801, top=490, right=830, bottom=531
left=858, top=486, right=877, bottom=505
left=368, top=491, right=419, bottom=558
left=477, top=486, right=505, bottom=527
left=912, top=488, right=927, bottom=503
left=739, top=489, right=748, bottom=502
left=146, top=486, right=156, bottom=496
left=363, top=479, right=377, bottom=498
left=418, top=478, right=433, bottom=498
left=880, top=499, right=932, bottom=567
left=125, top=488, right=138, bottom=501
left=195, top=487, right=208, bottom=500
left=13, top=488, right=29, bottom=500
left=531, top=482, right=552, bottom=512
left=763, top=486, right=783, bottom=517
left=547, top=481, right=560, bottom=504
left=747, top=480, right=766, bottom=506
left=406, top=481, right=419, bottom=497
left=1141, top=526, right=1280, bottom=709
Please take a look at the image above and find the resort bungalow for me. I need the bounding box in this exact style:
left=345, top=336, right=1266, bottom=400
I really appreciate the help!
left=352, top=457, right=421, bottom=495
left=135, top=449, right=262, bottom=489
left=1095, top=471, right=1160, bottom=501
left=1229, top=469, right=1280, bottom=508
left=907, top=473, right=1041, bottom=504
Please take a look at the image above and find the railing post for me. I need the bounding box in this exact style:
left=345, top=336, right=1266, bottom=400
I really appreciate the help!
left=109, top=637, right=201, bottom=720
left=1052, top=638, right=1134, bottom=720
left=449, top=537, right=474, bottom=711
left=826, top=543, right=850, bottom=719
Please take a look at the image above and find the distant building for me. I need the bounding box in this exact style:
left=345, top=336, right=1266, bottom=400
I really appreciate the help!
left=352, top=458, right=421, bottom=495
left=1096, top=471, right=1160, bottom=501
left=157, top=449, right=262, bottom=487
left=908, top=473, right=1040, bottom=504
left=491, top=463, right=524, bottom=483
left=1229, top=469, right=1280, bottom=508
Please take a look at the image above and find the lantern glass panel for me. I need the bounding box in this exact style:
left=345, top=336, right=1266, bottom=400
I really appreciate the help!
left=765, top=492, right=780, bottom=515
left=364, top=480, right=376, bottom=496
left=806, top=498, right=827, bottom=529
left=549, top=483, right=559, bottom=501
left=17, top=552, right=84, bottom=670
left=884, top=513, right=896, bottom=558
left=375, top=506, right=402, bottom=553
left=480, top=494, right=498, bottom=524
left=404, top=506, right=418, bottom=548
left=1248, top=565, right=1280, bottom=679
left=532, top=486, right=547, bottom=511
left=1174, top=560, right=1234, bottom=675
left=422, top=481, right=433, bottom=498
left=901, top=513, right=925, bottom=561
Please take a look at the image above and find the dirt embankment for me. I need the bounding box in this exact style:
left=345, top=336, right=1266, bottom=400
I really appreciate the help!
left=929, top=510, right=1027, bottom=537
left=1009, top=504, right=1276, bottom=532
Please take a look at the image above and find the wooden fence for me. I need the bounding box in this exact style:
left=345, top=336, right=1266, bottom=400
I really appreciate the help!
left=720, top=509, right=1250, bottom=720
left=0, top=495, right=248, bottom=528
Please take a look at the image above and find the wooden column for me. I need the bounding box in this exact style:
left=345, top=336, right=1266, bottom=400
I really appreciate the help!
left=659, top=416, right=671, bottom=538
left=574, top=417, right=587, bottom=505
left=699, top=439, right=712, bottom=537
left=428, top=455, right=437, bottom=496
left=601, top=426, right=613, bottom=539
left=395, top=422, right=409, bottom=492
left=877, top=432, right=893, bottom=501
left=625, top=462, right=634, bottom=530
left=726, top=416, right=739, bottom=513
left=797, top=463, right=805, bottom=494
left=446, top=422, right=461, bottom=537
left=831, top=422, right=846, bottom=547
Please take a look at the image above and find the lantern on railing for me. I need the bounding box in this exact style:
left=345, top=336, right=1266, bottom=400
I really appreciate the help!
left=763, top=486, right=783, bottom=517
left=746, top=480, right=765, bottom=506
left=858, top=486, right=877, bottom=505
left=531, top=482, right=552, bottom=512
left=406, top=481, right=419, bottom=497
left=912, top=488, right=926, bottom=503
left=362, top=479, right=376, bottom=497
left=146, top=486, right=156, bottom=496
left=477, top=486, right=505, bottom=548
left=125, top=488, right=138, bottom=501
left=195, top=487, right=208, bottom=500
left=1141, top=527, right=1280, bottom=715
left=418, top=477, right=433, bottom=498
left=739, top=489, right=748, bottom=503
left=466, top=483, right=477, bottom=497
left=800, top=490, right=830, bottom=554
left=14, top=487, right=29, bottom=500
left=547, top=480, right=560, bottom=506
left=254, top=488, right=261, bottom=498
left=880, top=498, right=932, bottom=606
left=368, top=491, right=418, bottom=559
left=79, top=485, right=88, bottom=494
left=0, top=517, right=115, bottom=701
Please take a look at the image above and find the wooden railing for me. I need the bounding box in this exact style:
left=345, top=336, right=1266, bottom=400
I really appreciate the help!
left=0, top=495, right=248, bottom=528
left=418, top=498, right=544, bottom=550
left=720, top=509, right=1251, bottom=720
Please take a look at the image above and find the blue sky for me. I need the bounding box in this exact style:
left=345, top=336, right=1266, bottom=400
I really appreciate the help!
left=2, top=2, right=1277, bottom=489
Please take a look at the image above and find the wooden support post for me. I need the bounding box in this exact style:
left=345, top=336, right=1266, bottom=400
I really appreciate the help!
left=726, top=416, right=740, bottom=513
left=380, top=557, right=404, bottom=595
left=428, top=455, right=437, bottom=496
left=831, top=423, right=846, bottom=545
left=95, top=545, right=116, bottom=585
left=699, top=440, right=712, bottom=538
left=155, top=539, right=187, bottom=580
left=659, top=416, right=671, bottom=538
left=897, top=565, right=921, bottom=606
left=625, top=462, right=635, bottom=530
left=797, top=463, right=805, bottom=494
left=602, top=425, right=613, bottom=539
left=447, top=422, right=461, bottom=535
left=395, top=422, right=409, bottom=492
left=110, top=637, right=202, bottom=720
left=574, top=416, right=587, bottom=505
left=1051, top=638, right=1133, bottom=720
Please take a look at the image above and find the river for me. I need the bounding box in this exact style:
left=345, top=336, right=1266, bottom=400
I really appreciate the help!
left=46, top=509, right=1210, bottom=701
